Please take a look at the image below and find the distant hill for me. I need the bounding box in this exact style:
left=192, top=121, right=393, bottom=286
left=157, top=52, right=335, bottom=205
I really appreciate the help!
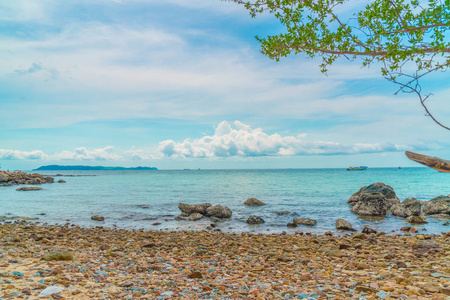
left=34, top=165, right=158, bottom=171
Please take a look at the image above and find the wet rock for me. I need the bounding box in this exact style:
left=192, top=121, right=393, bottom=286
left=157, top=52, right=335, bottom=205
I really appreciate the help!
left=423, top=195, right=450, bottom=215
left=174, top=216, right=186, bottom=221
left=16, top=186, right=43, bottom=191
left=205, top=205, right=232, bottom=218
left=178, top=203, right=212, bottom=215
left=391, top=198, right=422, bottom=217
left=91, top=215, right=105, bottom=221
left=246, top=216, right=265, bottom=225
left=350, top=192, right=389, bottom=216
left=42, top=250, right=73, bottom=261
left=286, top=222, right=297, bottom=228
left=335, top=218, right=356, bottom=231
left=57, top=179, right=66, bottom=183
left=244, top=198, right=266, bottom=206
left=188, top=213, right=204, bottom=221
left=292, top=218, right=317, bottom=226
left=348, top=183, right=399, bottom=216
left=362, top=225, right=377, bottom=234
left=407, top=215, right=428, bottom=224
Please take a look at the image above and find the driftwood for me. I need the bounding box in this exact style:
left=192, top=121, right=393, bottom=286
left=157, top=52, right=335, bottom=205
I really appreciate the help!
left=405, top=151, right=450, bottom=173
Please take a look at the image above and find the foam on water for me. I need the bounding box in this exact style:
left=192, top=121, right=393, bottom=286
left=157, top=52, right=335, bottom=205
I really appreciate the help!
left=1, top=168, right=449, bottom=234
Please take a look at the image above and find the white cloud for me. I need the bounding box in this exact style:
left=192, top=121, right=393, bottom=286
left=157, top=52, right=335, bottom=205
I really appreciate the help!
left=124, top=147, right=154, bottom=160
left=0, top=149, right=47, bottom=160
left=158, top=121, right=411, bottom=158
left=52, top=146, right=122, bottom=160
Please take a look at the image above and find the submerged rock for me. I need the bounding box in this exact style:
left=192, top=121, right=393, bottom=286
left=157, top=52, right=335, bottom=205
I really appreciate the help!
left=188, top=213, right=204, bottom=221
left=274, top=211, right=290, bottom=216
left=423, top=195, right=450, bottom=215
left=91, top=215, right=105, bottom=221
left=178, top=203, right=212, bottom=215
left=335, top=218, right=356, bottom=231
left=244, top=198, right=266, bottom=206
left=205, top=205, right=232, bottom=219
left=246, top=216, right=265, bottom=225
left=293, top=218, right=317, bottom=226
left=16, top=186, right=43, bottom=191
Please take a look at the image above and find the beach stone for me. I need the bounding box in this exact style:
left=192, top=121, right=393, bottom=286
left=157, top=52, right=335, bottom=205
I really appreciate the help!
left=407, top=215, right=428, bottom=224
left=42, top=250, right=73, bottom=261
left=244, top=198, right=266, bottom=206
left=292, top=218, right=317, bottom=226
left=91, top=215, right=105, bottom=221
left=178, top=203, right=212, bottom=215
left=205, top=204, right=232, bottom=218
left=246, top=216, right=264, bottom=225
left=187, top=271, right=203, bottom=279
left=38, top=286, right=64, bottom=297
left=188, top=213, right=204, bottom=221
left=362, top=225, right=377, bottom=234
left=335, top=218, right=356, bottom=231
left=391, top=198, right=422, bottom=218
left=423, top=195, right=450, bottom=215
left=348, top=182, right=399, bottom=215
left=16, top=186, right=43, bottom=191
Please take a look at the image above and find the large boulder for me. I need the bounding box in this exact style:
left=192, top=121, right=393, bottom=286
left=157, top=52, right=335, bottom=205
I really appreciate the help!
left=293, top=218, right=317, bottom=226
left=206, top=205, right=232, bottom=219
left=244, top=198, right=266, bottom=206
left=348, top=182, right=399, bottom=208
left=390, top=198, right=422, bottom=218
left=350, top=193, right=388, bottom=216
left=423, top=195, right=450, bottom=215
left=178, top=203, right=212, bottom=215
left=348, top=183, right=400, bottom=216
left=335, top=218, right=356, bottom=231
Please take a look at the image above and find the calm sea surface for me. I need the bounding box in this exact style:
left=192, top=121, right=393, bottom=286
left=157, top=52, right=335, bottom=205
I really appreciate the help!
left=1, top=168, right=449, bottom=234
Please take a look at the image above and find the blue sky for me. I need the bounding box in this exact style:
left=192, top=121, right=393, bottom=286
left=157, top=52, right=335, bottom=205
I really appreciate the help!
left=1, top=0, right=449, bottom=170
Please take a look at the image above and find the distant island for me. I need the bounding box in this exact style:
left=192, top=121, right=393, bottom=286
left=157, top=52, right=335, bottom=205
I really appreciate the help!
left=33, top=165, right=158, bottom=171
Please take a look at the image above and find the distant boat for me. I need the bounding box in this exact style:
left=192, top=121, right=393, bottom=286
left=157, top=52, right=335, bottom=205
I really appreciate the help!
left=347, top=166, right=368, bottom=171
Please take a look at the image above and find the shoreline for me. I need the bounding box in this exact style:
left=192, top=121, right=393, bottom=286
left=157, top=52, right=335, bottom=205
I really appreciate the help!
left=1, top=223, right=450, bottom=299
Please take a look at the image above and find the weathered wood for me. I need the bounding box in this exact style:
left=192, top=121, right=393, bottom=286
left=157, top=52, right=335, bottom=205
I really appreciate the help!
left=405, top=151, right=450, bottom=173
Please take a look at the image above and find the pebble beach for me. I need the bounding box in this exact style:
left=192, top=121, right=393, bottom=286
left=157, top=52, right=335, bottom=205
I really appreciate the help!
left=1, top=223, right=450, bottom=300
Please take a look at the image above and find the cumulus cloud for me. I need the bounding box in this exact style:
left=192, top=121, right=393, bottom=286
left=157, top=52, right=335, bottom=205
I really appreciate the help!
left=124, top=147, right=154, bottom=160
left=53, top=146, right=122, bottom=160
left=158, top=121, right=410, bottom=158
left=0, top=149, right=47, bottom=160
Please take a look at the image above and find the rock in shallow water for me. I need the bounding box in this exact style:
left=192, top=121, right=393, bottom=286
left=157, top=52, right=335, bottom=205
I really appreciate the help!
left=335, top=218, right=356, bottom=231
left=205, top=205, right=232, bottom=218
left=293, top=218, right=317, bottom=226
left=423, top=195, right=450, bottom=215
left=187, top=213, right=204, bottom=221
left=178, top=203, right=212, bottom=215
left=246, top=215, right=265, bottom=225
left=16, top=186, right=43, bottom=191
left=348, top=182, right=399, bottom=216
left=244, top=198, right=266, bottom=206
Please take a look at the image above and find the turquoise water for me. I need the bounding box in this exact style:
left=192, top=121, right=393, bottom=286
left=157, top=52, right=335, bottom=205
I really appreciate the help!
left=1, top=168, right=449, bottom=234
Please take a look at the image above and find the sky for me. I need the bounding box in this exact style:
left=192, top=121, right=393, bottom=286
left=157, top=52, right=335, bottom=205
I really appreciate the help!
left=1, top=0, right=449, bottom=170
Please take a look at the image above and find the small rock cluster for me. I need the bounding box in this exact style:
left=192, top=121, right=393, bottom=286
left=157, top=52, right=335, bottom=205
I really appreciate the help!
left=178, top=203, right=232, bottom=220
left=0, top=171, right=54, bottom=187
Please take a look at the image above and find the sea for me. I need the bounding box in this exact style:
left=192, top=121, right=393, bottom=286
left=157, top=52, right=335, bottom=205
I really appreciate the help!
left=1, top=167, right=449, bottom=235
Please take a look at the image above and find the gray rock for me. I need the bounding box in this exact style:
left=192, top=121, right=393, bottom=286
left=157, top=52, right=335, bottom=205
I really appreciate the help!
left=350, top=193, right=388, bottom=216
left=16, top=186, right=43, bottom=191
left=335, top=218, right=356, bottom=231
left=178, top=203, right=212, bottom=215
left=348, top=182, right=399, bottom=209
left=391, top=198, right=422, bottom=218
left=293, top=218, right=317, bottom=226
left=423, top=195, right=450, bottom=215
left=244, top=198, right=266, bottom=206
left=205, top=205, right=232, bottom=218
left=246, top=215, right=265, bottom=225
left=188, top=213, right=204, bottom=221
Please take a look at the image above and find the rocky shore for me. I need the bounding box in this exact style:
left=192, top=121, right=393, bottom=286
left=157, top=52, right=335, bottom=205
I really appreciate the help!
left=1, top=223, right=450, bottom=299
left=0, top=171, right=54, bottom=187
